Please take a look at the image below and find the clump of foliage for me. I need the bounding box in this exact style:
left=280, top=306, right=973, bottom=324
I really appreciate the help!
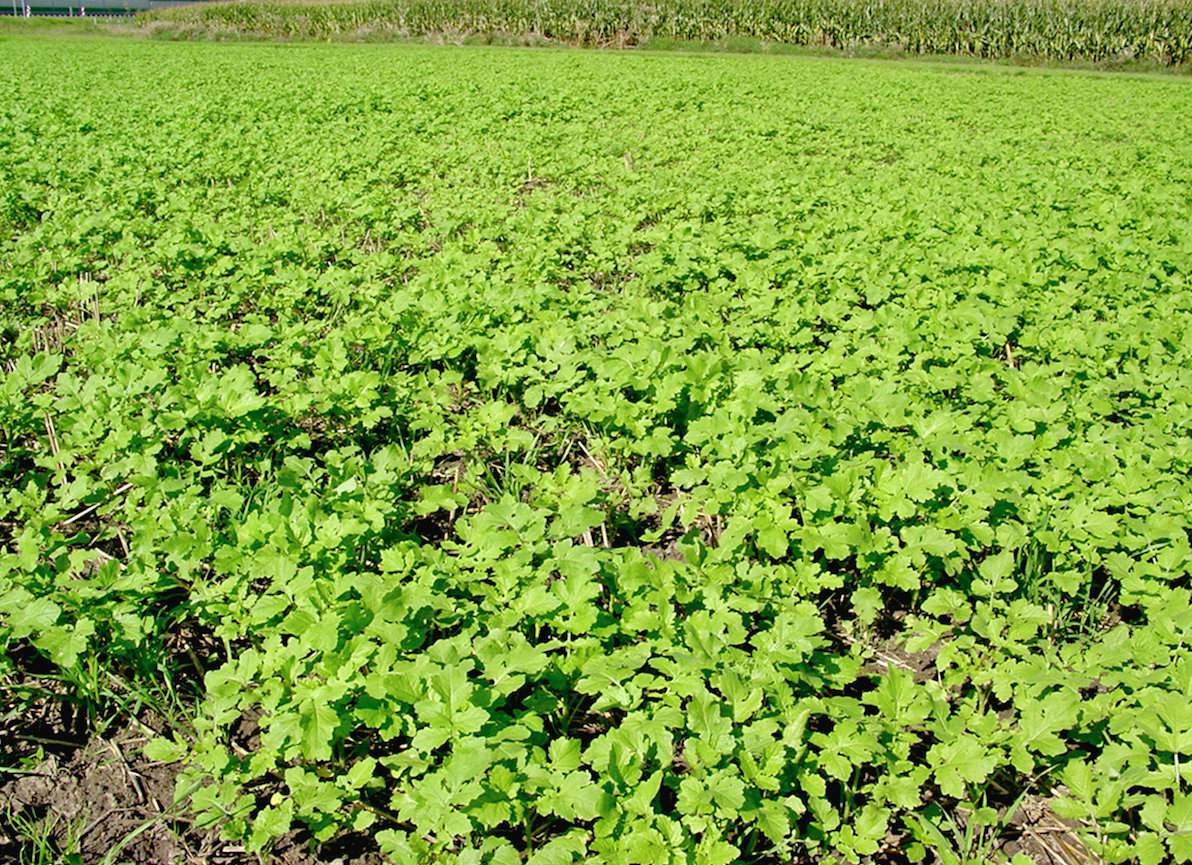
left=1, top=36, right=1190, bottom=865
left=140, top=0, right=1192, bottom=67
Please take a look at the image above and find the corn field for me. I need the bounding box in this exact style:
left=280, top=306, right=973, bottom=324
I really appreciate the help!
left=142, top=0, right=1192, bottom=65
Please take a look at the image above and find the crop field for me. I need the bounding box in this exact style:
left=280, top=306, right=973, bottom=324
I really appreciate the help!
left=1, top=33, right=1191, bottom=865
left=141, top=0, right=1192, bottom=69
left=138, top=0, right=1192, bottom=68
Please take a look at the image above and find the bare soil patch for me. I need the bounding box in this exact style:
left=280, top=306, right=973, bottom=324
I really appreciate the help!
left=0, top=717, right=380, bottom=865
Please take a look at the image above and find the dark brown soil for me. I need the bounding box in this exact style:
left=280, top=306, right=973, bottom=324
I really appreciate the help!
left=861, top=632, right=941, bottom=683
left=1, top=721, right=204, bottom=863
left=0, top=719, right=381, bottom=865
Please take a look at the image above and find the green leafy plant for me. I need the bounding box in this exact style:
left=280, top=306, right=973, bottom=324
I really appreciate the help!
left=1, top=31, right=1190, bottom=865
